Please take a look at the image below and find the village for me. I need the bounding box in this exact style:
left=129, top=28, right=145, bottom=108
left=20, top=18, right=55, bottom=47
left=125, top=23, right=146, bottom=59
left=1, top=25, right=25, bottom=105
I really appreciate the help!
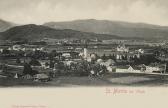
left=0, top=38, right=168, bottom=86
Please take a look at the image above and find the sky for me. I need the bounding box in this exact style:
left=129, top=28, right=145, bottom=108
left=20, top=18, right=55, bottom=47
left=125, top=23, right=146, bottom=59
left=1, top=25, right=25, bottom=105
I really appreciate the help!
left=0, top=0, right=168, bottom=26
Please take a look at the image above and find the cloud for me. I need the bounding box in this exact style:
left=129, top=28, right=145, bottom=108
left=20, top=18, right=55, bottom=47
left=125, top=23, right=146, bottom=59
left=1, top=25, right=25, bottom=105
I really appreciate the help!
left=0, top=0, right=168, bottom=25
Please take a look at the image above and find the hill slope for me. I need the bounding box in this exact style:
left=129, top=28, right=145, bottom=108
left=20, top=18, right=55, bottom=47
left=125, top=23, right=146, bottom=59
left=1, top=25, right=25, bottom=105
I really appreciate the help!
left=0, top=24, right=123, bottom=41
left=44, top=19, right=168, bottom=39
left=0, top=19, right=16, bottom=32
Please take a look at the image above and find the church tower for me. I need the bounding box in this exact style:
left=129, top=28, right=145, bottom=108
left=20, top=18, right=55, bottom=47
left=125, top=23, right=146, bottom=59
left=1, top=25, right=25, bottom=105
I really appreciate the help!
left=83, top=40, right=88, bottom=59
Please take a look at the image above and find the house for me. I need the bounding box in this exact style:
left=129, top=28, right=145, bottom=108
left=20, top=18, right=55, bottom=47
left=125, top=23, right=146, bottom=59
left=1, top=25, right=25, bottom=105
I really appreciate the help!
left=100, top=59, right=115, bottom=66
left=115, top=52, right=129, bottom=60
left=22, top=74, right=33, bottom=80
left=36, top=47, right=44, bottom=51
left=67, top=46, right=74, bottom=50
left=63, top=60, right=77, bottom=66
left=116, top=65, right=142, bottom=73
left=116, top=65, right=130, bottom=73
left=117, top=44, right=129, bottom=53
left=97, top=59, right=114, bottom=66
left=33, top=73, right=50, bottom=82
left=14, top=73, right=18, bottom=78
left=7, top=47, right=12, bottom=51
left=96, top=59, right=116, bottom=72
left=12, top=45, right=22, bottom=51
left=39, top=60, right=50, bottom=69
left=128, top=66, right=141, bottom=73
left=107, top=66, right=114, bottom=72
left=9, top=45, right=26, bottom=51
left=0, top=48, right=3, bottom=52
left=145, top=64, right=165, bottom=73
left=137, top=49, right=144, bottom=54
left=97, top=59, right=103, bottom=63
left=145, top=66, right=160, bottom=73
left=90, top=53, right=97, bottom=59
left=86, top=58, right=92, bottom=62
left=62, top=53, right=71, bottom=58
left=116, top=54, right=122, bottom=60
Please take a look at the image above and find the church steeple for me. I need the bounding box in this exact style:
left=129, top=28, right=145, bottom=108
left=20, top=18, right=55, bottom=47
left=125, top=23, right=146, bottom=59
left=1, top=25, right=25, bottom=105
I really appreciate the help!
left=83, top=39, right=89, bottom=59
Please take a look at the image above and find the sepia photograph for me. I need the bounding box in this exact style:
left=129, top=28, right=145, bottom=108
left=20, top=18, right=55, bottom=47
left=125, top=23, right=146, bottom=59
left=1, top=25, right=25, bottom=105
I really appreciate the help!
left=2, top=0, right=168, bottom=108
left=0, top=0, right=168, bottom=88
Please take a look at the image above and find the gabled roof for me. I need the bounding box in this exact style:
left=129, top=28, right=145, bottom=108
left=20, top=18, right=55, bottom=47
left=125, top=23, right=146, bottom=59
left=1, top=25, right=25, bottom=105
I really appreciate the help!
left=131, top=66, right=141, bottom=70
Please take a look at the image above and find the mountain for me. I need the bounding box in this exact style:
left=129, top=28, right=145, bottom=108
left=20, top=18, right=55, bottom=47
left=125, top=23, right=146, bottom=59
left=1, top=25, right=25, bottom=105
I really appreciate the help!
left=0, top=24, right=123, bottom=41
left=44, top=19, right=168, bottom=39
left=0, top=19, right=16, bottom=32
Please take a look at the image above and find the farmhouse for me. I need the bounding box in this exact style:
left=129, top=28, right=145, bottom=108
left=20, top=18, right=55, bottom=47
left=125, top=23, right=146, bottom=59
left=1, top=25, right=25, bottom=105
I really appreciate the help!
left=145, top=63, right=165, bottom=73
left=116, top=65, right=141, bottom=73
left=117, top=44, right=129, bottom=53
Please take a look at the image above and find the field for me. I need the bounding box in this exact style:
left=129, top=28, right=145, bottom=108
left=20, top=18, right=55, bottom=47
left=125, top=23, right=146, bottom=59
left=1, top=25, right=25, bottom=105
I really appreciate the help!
left=0, top=73, right=168, bottom=87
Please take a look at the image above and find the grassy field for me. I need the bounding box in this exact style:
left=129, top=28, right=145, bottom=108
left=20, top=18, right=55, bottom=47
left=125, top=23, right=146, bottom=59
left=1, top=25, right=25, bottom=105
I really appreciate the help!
left=0, top=73, right=168, bottom=87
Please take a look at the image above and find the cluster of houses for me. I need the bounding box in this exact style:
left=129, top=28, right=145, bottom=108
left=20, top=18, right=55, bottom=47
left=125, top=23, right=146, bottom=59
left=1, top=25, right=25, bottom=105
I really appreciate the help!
left=95, top=58, right=165, bottom=73
left=34, top=56, right=166, bottom=75
left=115, top=44, right=145, bottom=60
left=37, top=44, right=166, bottom=74
left=0, top=44, right=45, bottom=53
left=0, top=42, right=167, bottom=81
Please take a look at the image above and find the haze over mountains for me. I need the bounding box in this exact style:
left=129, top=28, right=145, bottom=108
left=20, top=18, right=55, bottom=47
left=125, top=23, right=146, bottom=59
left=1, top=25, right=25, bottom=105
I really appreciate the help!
left=44, top=19, right=168, bottom=39
left=0, top=24, right=122, bottom=41
left=1, top=19, right=168, bottom=41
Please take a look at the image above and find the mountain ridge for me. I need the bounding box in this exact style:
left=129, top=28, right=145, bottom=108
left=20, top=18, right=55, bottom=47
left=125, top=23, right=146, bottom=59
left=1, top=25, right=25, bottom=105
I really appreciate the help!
left=1, top=18, right=168, bottom=41
left=0, top=24, right=124, bottom=41
left=0, top=19, right=17, bottom=32
left=43, top=19, right=168, bottom=39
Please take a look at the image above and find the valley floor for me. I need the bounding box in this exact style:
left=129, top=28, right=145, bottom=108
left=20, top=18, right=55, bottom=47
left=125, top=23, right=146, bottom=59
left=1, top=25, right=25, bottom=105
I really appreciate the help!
left=0, top=73, right=168, bottom=87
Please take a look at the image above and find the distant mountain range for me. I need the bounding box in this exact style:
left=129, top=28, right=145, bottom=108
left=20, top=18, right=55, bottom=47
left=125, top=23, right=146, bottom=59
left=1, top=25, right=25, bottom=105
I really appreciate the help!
left=1, top=19, right=168, bottom=41
left=0, top=24, right=122, bottom=41
left=44, top=19, right=168, bottom=39
left=0, top=19, right=16, bottom=32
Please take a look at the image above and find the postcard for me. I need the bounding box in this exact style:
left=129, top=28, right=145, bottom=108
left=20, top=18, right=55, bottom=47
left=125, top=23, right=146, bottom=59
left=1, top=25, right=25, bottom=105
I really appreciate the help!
left=0, top=0, right=168, bottom=108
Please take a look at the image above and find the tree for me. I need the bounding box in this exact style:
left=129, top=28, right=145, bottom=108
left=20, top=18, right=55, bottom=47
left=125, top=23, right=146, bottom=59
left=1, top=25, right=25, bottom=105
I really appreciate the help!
left=1, top=64, right=7, bottom=74
left=49, top=50, right=57, bottom=60
left=112, top=54, right=116, bottom=61
left=23, top=63, right=38, bottom=75
left=49, top=60, right=55, bottom=68
left=16, top=58, right=21, bottom=64
left=75, top=61, right=90, bottom=76
left=109, top=54, right=112, bottom=59
left=29, top=58, right=41, bottom=66
left=23, top=63, right=32, bottom=75
left=101, top=54, right=107, bottom=60
left=100, top=65, right=108, bottom=75
left=2, top=49, right=10, bottom=54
